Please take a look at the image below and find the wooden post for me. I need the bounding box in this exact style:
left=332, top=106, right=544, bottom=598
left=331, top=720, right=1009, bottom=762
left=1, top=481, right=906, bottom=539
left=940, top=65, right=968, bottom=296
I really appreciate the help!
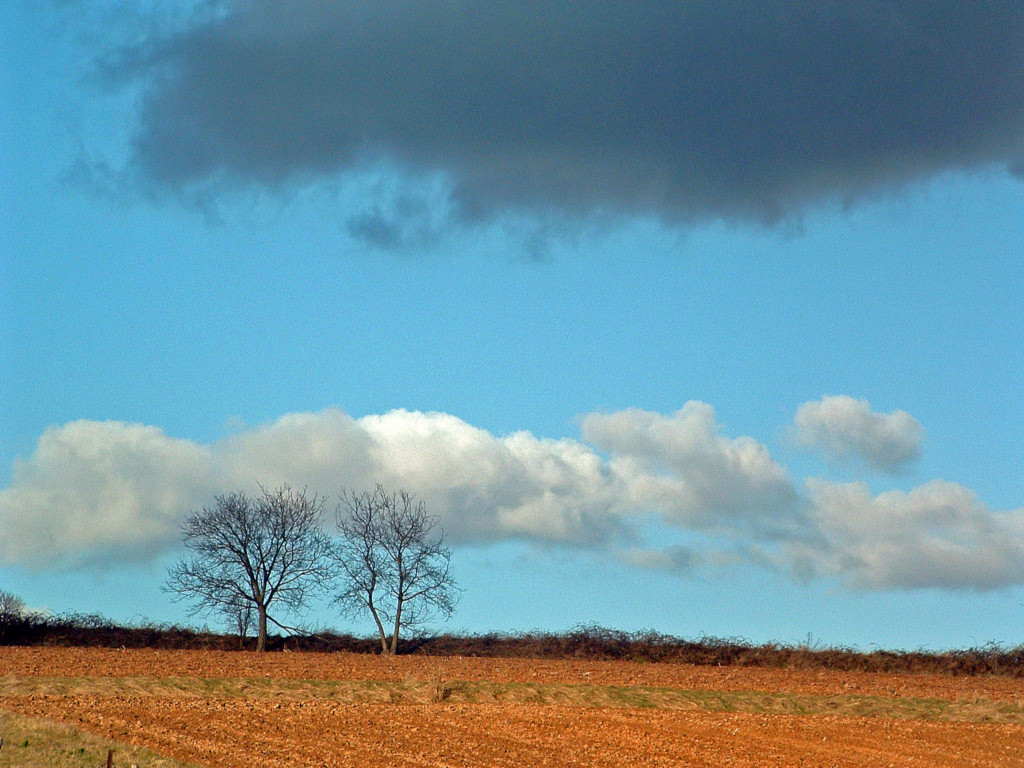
left=106, top=748, right=114, bottom=768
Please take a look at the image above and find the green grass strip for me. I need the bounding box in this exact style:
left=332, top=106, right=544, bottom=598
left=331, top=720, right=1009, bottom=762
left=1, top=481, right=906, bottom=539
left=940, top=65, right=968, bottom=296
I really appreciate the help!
left=0, top=710, right=199, bottom=768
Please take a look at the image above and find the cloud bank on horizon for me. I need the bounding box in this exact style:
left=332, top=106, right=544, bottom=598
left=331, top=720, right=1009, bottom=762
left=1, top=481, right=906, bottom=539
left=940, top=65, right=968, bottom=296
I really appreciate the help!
left=91, top=0, right=1024, bottom=225
left=3, top=401, right=1022, bottom=592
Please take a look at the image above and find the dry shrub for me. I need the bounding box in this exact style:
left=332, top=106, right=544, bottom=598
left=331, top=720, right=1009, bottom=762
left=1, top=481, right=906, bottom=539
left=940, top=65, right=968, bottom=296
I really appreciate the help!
left=4, top=616, right=1022, bottom=677
left=400, top=626, right=1024, bottom=677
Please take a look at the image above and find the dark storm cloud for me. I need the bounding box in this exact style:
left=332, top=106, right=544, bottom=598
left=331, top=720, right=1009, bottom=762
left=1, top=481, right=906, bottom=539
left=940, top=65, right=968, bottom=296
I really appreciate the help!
left=344, top=189, right=453, bottom=250
left=110, top=1, right=1024, bottom=221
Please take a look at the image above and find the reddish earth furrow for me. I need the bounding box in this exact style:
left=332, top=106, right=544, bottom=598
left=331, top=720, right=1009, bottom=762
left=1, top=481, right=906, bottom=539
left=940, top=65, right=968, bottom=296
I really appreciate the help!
left=1, top=647, right=1020, bottom=702
left=1, top=648, right=1022, bottom=767
left=3, top=695, right=1020, bottom=768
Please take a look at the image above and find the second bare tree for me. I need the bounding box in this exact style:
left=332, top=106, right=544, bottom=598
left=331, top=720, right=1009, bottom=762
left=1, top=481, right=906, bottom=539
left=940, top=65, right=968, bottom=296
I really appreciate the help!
left=335, top=486, right=458, bottom=654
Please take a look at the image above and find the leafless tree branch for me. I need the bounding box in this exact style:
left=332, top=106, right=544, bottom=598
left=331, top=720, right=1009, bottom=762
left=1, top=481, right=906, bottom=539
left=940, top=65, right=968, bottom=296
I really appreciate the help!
left=165, top=486, right=334, bottom=651
left=335, top=485, right=460, bottom=654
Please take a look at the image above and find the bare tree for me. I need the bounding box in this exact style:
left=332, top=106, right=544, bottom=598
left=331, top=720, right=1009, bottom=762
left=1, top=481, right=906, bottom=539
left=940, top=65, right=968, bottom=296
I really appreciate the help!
left=165, top=486, right=333, bottom=652
left=0, top=591, right=26, bottom=621
left=335, top=486, right=459, bottom=654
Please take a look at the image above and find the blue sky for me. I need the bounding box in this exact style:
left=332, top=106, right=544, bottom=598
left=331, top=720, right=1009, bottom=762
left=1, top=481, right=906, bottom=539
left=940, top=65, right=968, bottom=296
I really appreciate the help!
left=3, top=1, right=1024, bottom=650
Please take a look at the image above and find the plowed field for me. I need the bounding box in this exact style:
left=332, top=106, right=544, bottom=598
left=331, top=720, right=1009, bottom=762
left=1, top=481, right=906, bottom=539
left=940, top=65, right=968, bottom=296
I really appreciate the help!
left=1, top=648, right=1021, bottom=767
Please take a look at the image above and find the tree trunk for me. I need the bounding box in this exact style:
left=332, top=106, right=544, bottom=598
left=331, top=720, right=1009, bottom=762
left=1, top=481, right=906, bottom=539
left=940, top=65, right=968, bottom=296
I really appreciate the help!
left=256, top=606, right=268, bottom=652
left=389, top=598, right=402, bottom=655
left=374, top=613, right=389, bottom=654
left=368, top=597, right=389, bottom=654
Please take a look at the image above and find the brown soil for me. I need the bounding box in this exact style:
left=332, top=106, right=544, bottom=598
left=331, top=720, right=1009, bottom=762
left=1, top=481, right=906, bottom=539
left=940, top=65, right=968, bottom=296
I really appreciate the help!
left=2, top=647, right=1021, bottom=702
left=1, top=648, right=1021, bottom=767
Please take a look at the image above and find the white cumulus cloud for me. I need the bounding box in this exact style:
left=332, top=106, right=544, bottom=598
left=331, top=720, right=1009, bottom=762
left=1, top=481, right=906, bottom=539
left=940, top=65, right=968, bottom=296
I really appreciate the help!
left=0, top=404, right=789, bottom=571
left=785, top=479, right=1024, bottom=591
left=2, top=403, right=1022, bottom=593
left=217, top=408, right=632, bottom=547
left=0, top=421, right=214, bottom=570
left=582, top=403, right=801, bottom=538
left=793, top=395, right=923, bottom=474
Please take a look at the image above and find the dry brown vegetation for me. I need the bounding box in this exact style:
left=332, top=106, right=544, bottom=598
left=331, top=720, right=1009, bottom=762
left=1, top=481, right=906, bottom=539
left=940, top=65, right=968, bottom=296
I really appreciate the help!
left=3, top=615, right=1024, bottom=677
left=1, top=648, right=1022, bottom=767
